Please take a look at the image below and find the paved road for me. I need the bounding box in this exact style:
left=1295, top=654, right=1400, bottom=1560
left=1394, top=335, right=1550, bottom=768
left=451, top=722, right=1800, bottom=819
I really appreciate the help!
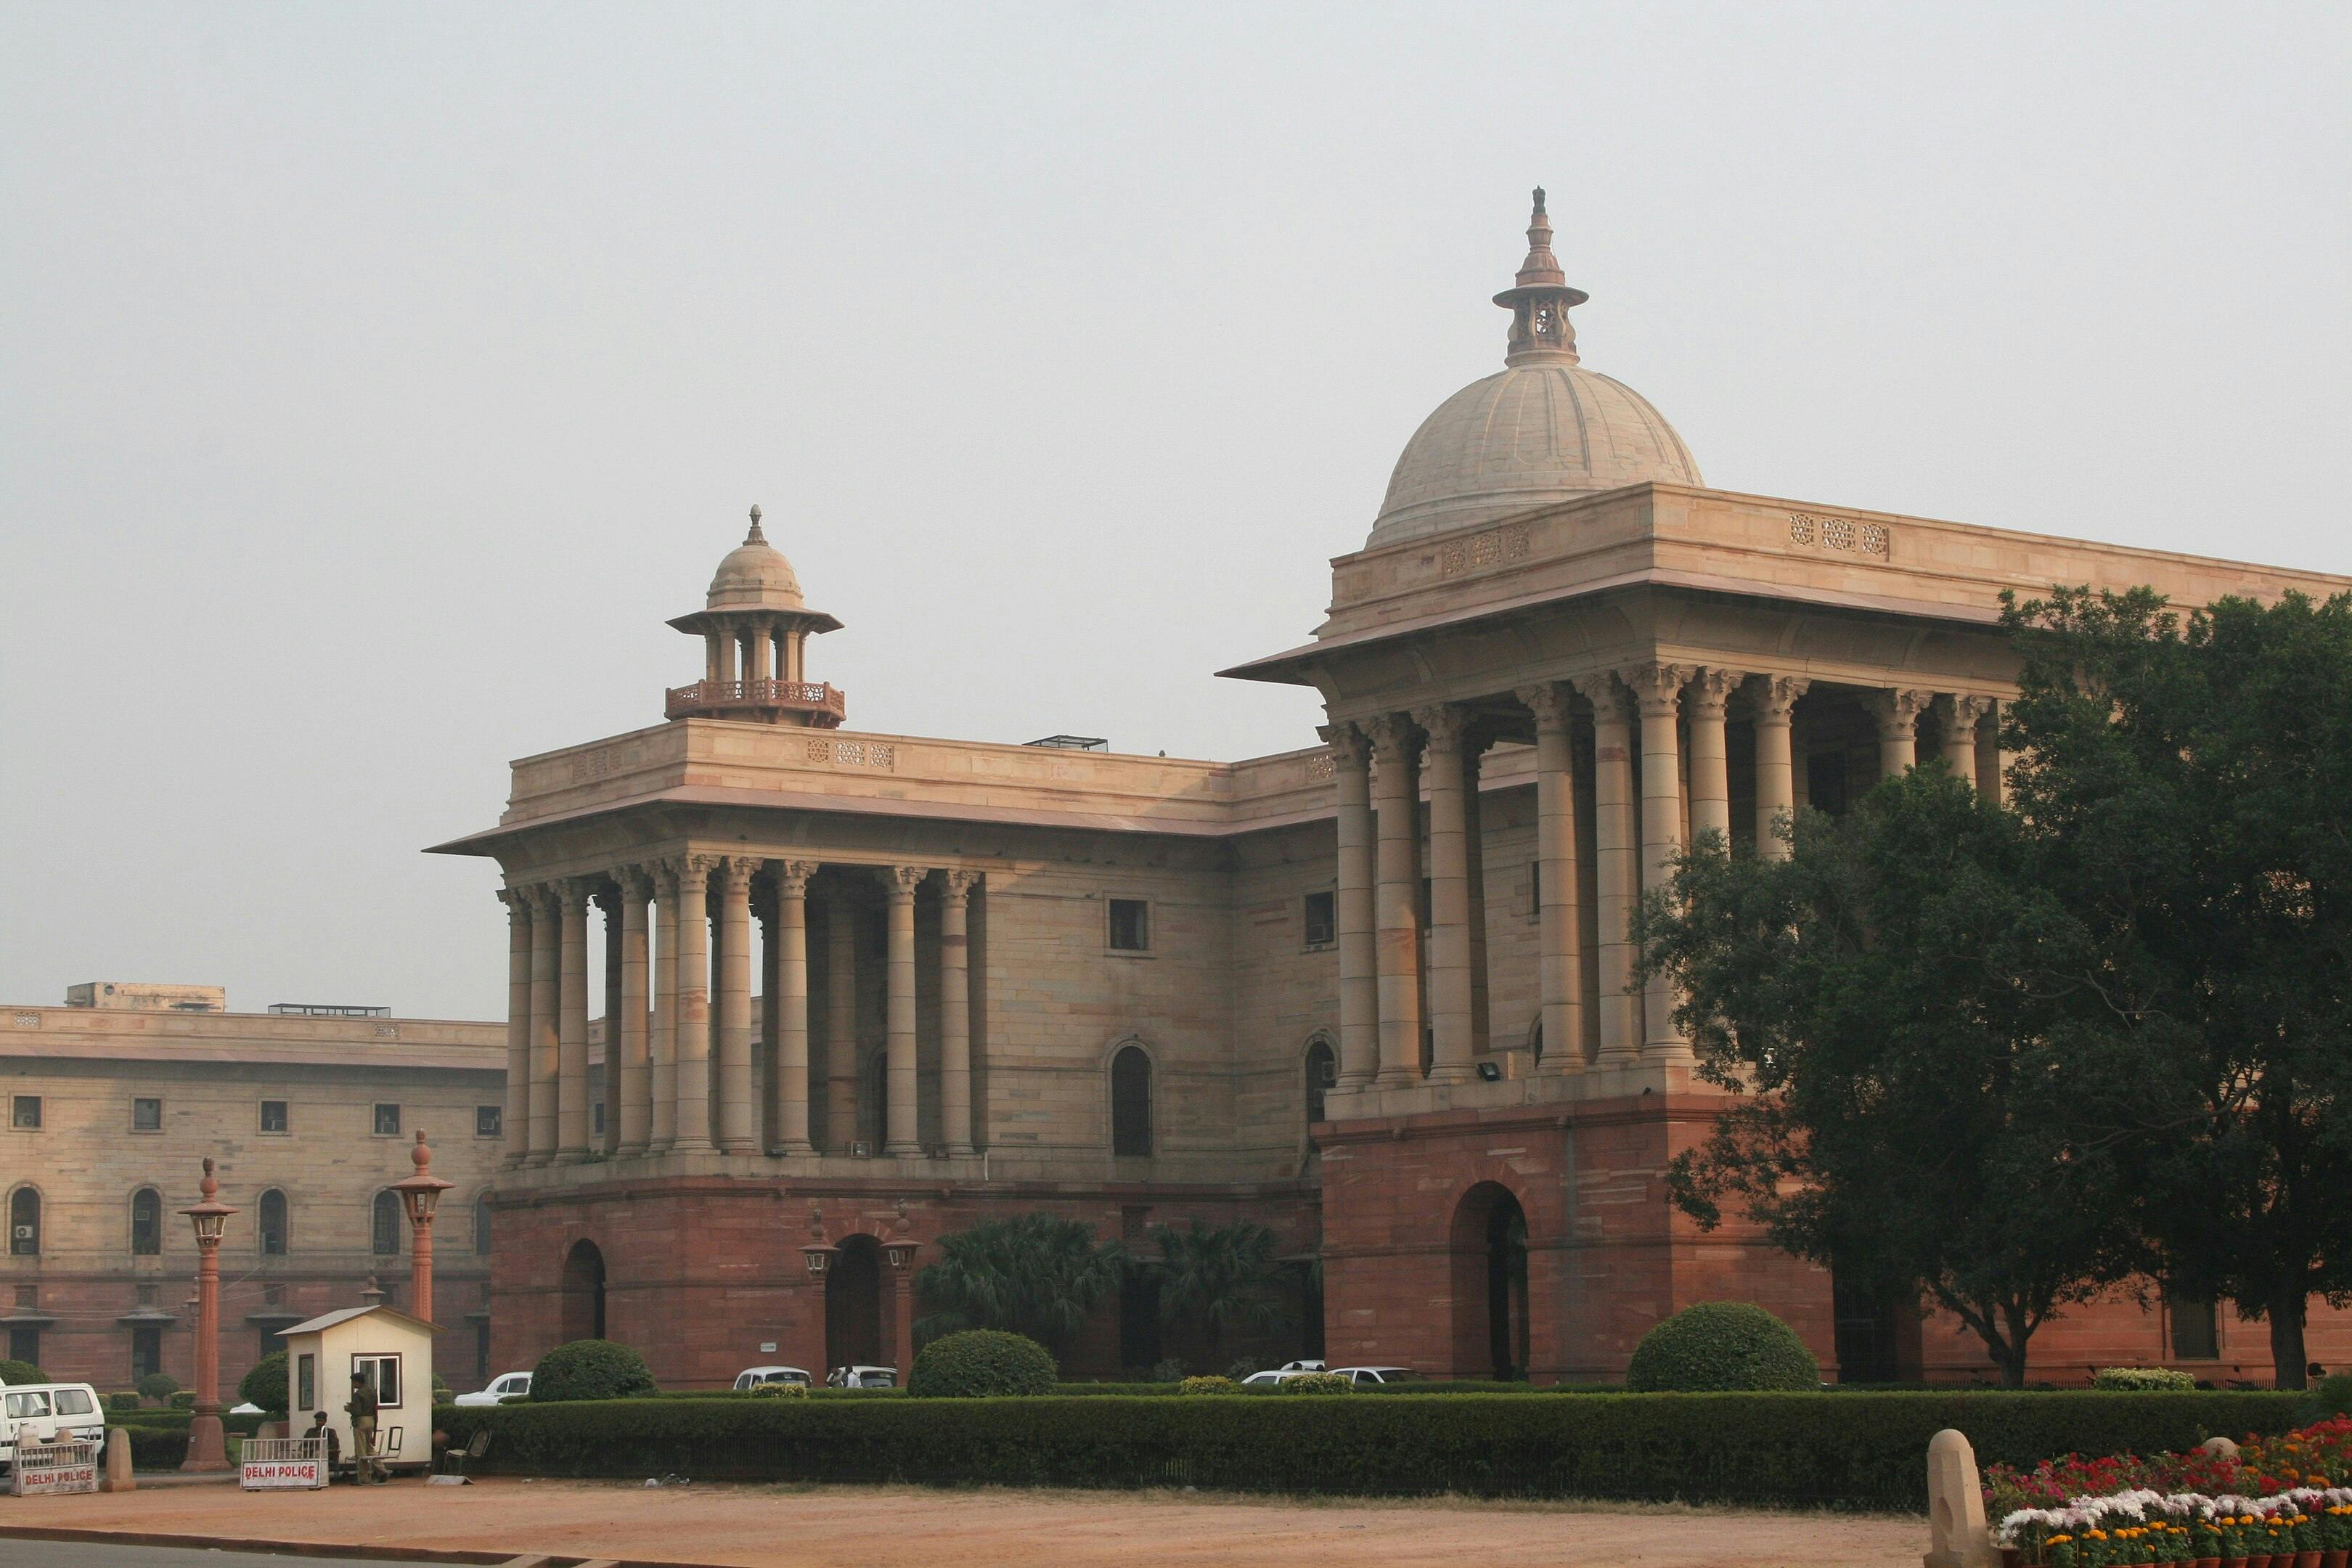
left=0, top=1541, right=420, bottom=1568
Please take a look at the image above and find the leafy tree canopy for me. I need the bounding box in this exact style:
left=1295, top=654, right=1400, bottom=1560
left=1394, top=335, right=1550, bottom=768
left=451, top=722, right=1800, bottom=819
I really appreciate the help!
left=913, top=1212, right=1127, bottom=1349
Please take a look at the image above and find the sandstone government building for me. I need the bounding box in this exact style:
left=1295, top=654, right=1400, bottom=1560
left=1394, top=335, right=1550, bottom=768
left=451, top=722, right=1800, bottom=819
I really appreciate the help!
left=430, top=193, right=2352, bottom=1388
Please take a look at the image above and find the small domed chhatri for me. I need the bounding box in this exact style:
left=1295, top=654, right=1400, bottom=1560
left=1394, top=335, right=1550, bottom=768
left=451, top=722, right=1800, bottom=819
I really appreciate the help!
left=663, top=506, right=846, bottom=727
left=1367, top=190, right=1702, bottom=550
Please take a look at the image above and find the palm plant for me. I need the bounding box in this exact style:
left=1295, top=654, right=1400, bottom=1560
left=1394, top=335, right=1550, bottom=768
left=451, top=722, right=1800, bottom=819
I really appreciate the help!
left=913, top=1212, right=1127, bottom=1350
left=1148, top=1220, right=1291, bottom=1358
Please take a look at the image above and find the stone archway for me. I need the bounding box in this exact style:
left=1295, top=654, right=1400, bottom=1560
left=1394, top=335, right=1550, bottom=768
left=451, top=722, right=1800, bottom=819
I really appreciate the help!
left=1449, top=1183, right=1529, bottom=1380
left=561, top=1238, right=607, bottom=1342
left=826, top=1234, right=885, bottom=1369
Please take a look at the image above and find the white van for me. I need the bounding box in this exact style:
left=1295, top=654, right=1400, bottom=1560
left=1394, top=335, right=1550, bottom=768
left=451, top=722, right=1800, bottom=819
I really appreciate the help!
left=0, top=1382, right=107, bottom=1469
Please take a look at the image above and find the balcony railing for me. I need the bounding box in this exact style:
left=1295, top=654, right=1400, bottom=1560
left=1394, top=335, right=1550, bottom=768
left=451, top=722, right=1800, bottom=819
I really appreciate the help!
left=665, top=679, right=848, bottom=727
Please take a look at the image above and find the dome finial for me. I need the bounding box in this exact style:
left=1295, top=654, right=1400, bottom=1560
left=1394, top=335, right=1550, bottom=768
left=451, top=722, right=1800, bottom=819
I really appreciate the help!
left=746, top=504, right=765, bottom=544
left=1493, top=185, right=1588, bottom=367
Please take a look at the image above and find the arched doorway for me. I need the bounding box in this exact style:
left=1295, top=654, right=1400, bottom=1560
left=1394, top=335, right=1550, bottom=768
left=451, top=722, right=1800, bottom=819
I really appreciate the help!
left=826, top=1234, right=884, bottom=1369
left=561, top=1238, right=606, bottom=1343
left=1449, top=1183, right=1530, bottom=1380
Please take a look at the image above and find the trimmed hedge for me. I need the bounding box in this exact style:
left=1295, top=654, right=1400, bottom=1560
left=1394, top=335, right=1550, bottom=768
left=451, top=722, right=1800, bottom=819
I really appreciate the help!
left=532, top=1339, right=657, bottom=1403
left=908, top=1331, right=1056, bottom=1398
left=107, top=1409, right=269, bottom=1437
left=429, top=1389, right=2308, bottom=1510
left=1626, top=1302, right=1819, bottom=1392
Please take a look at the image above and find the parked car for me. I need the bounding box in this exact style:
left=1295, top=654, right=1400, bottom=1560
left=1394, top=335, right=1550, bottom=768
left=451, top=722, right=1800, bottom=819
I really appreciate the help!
left=1277, top=1360, right=1326, bottom=1373
left=0, top=1382, right=107, bottom=1469
left=454, top=1371, right=532, bottom=1407
left=1328, top=1365, right=1426, bottom=1387
left=733, top=1365, right=812, bottom=1391
left=1240, top=1370, right=1304, bottom=1387
left=228, top=1401, right=264, bottom=1416
left=825, top=1365, right=897, bottom=1389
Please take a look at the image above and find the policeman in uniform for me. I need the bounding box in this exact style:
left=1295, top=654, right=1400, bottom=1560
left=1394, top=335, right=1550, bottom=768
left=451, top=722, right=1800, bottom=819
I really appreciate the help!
left=344, top=1370, right=385, bottom=1483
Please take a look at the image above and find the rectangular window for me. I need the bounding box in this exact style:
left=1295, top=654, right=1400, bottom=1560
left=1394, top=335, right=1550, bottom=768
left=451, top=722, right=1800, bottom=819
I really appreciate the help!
left=131, top=1323, right=163, bottom=1382
left=260, top=1100, right=288, bottom=1134
left=2169, top=1295, right=2220, bottom=1360
left=9, top=1095, right=38, bottom=1130
left=7, top=1326, right=36, bottom=1368
left=52, top=1387, right=93, bottom=1416
left=131, top=1096, right=162, bottom=1132
left=1302, top=891, right=1336, bottom=948
left=354, top=1354, right=402, bottom=1408
left=588, top=1063, right=605, bottom=1137
left=475, top=1320, right=491, bottom=1384
left=475, top=1104, right=502, bottom=1138
left=297, top=1352, right=316, bottom=1413
left=1108, top=899, right=1150, bottom=952
left=373, top=1103, right=401, bottom=1136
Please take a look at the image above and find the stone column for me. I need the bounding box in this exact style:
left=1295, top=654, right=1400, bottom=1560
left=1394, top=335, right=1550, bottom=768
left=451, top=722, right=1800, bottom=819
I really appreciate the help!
left=1463, top=739, right=1490, bottom=1060
left=1624, top=663, right=1694, bottom=1063
left=1865, top=688, right=1930, bottom=778
left=748, top=624, right=773, bottom=686
left=498, top=889, right=532, bottom=1166
left=672, top=854, right=716, bottom=1152
left=595, top=884, right=621, bottom=1156
left=826, top=894, right=859, bottom=1152
left=703, top=632, right=724, bottom=685
left=940, top=870, right=980, bottom=1156
left=772, top=861, right=817, bottom=1155
left=1322, top=724, right=1379, bottom=1090
left=1572, top=674, right=1639, bottom=1063
left=1365, top=714, right=1424, bottom=1087
left=1940, top=695, right=1993, bottom=786
left=617, top=867, right=653, bottom=1157
left=526, top=885, right=560, bottom=1163
left=1750, top=675, right=1809, bottom=860
left=758, top=889, right=779, bottom=1151
left=714, top=856, right=757, bottom=1154
left=1519, top=684, right=1583, bottom=1075
left=883, top=866, right=926, bottom=1156
left=1686, top=669, right=1741, bottom=844
left=1412, top=703, right=1476, bottom=1085
left=650, top=861, right=679, bottom=1153
left=556, top=878, right=592, bottom=1161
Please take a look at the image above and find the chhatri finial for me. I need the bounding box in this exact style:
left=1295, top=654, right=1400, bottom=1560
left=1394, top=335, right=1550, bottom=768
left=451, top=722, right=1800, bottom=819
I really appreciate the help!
left=746, top=504, right=766, bottom=544
left=1493, top=184, right=1588, bottom=368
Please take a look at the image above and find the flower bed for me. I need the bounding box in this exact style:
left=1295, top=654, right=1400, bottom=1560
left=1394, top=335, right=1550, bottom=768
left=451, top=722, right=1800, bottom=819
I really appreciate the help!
left=1992, top=1416, right=2352, bottom=1565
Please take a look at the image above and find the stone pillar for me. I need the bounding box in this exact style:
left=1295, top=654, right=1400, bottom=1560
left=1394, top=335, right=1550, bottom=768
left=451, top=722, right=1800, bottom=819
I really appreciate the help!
left=498, top=889, right=532, bottom=1167
left=1323, top=724, right=1379, bottom=1090
left=1686, top=669, right=1741, bottom=844
left=1572, top=674, right=1639, bottom=1064
left=772, top=861, right=817, bottom=1155
left=714, top=856, right=757, bottom=1154
left=940, top=870, right=980, bottom=1156
left=650, top=861, right=679, bottom=1153
left=595, top=884, right=621, bottom=1156
left=671, top=854, right=716, bottom=1152
left=557, top=879, right=592, bottom=1161
left=617, top=867, right=653, bottom=1157
left=1865, top=688, right=1930, bottom=778
left=748, top=624, right=773, bottom=685
left=826, top=894, right=859, bottom=1152
left=1624, top=663, right=1694, bottom=1063
left=1463, top=738, right=1490, bottom=1061
left=1365, top=714, right=1424, bottom=1087
left=1519, top=684, right=1583, bottom=1075
left=703, top=631, right=724, bottom=685
left=1412, top=703, right=1476, bottom=1085
left=1939, top=695, right=1993, bottom=786
left=883, top=866, right=926, bottom=1156
left=526, top=885, right=560, bottom=1163
left=1750, top=675, right=1809, bottom=860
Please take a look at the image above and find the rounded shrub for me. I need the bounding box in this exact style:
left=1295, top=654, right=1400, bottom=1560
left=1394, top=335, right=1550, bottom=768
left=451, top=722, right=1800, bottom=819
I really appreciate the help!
left=109, top=1391, right=142, bottom=1413
left=168, top=1390, right=197, bottom=1410
left=2314, top=1372, right=2352, bottom=1417
left=136, top=1371, right=181, bottom=1402
left=1624, top=1302, right=1820, bottom=1392
left=907, top=1329, right=1057, bottom=1398
left=239, top=1351, right=289, bottom=1414
left=1177, top=1375, right=1239, bottom=1396
left=531, top=1339, right=658, bottom=1403
left=2093, top=1366, right=2197, bottom=1392
left=1280, top=1371, right=1355, bottom=1395
left=0, top=1357, right=47, bottom=1386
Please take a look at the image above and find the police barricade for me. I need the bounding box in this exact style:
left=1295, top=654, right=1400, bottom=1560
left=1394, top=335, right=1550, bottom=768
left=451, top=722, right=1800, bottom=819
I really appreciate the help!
left=11, top=1437, right=101, bottom=1497
left=240, top=1436, right=329, bottom=1490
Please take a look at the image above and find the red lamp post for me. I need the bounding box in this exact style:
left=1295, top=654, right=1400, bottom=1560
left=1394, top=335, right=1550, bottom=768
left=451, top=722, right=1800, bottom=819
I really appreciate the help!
left=179, top=1158, right=235, bottom=1472
left=801, top=1204, right=839, bottom=1378
left=883, top=1237, right=920, bottom=1381
left=391, top=1130, right=454, bottom=1324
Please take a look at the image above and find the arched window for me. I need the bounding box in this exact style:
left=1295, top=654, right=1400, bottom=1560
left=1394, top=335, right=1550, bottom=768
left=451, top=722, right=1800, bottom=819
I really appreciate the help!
left=1304, top=1038, right=1337, bottom=1125
left=371, top=1190, right=401, bottom=1256
left=1110, top=1044, right=1153, bottom=1157
left=258, top=1189, right=290, bottom=1256
left=129, top=1187, right=163, bottom=1256
left=473, top=1196, right=492, bottom=1257
left=9, top=1187, right=41, bottom=1257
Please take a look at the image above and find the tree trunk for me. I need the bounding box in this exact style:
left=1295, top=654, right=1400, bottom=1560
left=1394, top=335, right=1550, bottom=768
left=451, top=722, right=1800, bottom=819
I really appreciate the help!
left=2269, top=1276, right=2309, bottom=1390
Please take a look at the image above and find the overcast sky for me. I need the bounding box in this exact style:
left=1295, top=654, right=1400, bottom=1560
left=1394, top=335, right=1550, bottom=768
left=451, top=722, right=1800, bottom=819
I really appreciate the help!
left=4, top=2, right=2346, bottom=1021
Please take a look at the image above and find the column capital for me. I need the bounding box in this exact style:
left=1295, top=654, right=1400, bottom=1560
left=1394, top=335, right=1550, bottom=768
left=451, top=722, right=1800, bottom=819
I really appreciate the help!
left=1863, top=687, right=1932, bottom=738
left=616, top=864, right=656, bottom=901
left=1620, top=662, right=1695, bottom=718
left=1362, top=711, right=1420, bottom=764
left=716, top=854, right=757, bottom=893
left=941, top=867, right=982, bottom=902
left=1515, top=682, right=1573, bottom=732
left=1686, top=667, right=1744, bottom=718
left=773, top=860, right=818, bottom=897
left=1408, top=702, right=1468, bottom=752
left=1568, top=670, right=1628, bottom=718
left=1943, top=693, right=1996, bottom=730
left=679, top=852, right=725, bottom=881
left=1747, top=674, right=1811, bottom=722
left=590, top=881, right=619, bottom=915
left=883, top=865, right=928, bottom=902
left=1316, top=721, right=1371, bottom=769
left=497, top=886, right=527, bottom=915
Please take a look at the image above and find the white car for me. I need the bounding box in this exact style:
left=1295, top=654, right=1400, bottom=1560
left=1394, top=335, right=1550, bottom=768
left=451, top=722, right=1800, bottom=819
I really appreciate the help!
left=1240, top=1369, right=1304, bottom=1387
left=1277, top=1360, right=1326, bottom=1373
left=733, top=1365, right=812, bottom=1391
left=454, top=1371, right=531, bottom=1407
left=825, top=1365, right=897, bottom=1389
left=1328, top=1365, right=1426, bottom=1387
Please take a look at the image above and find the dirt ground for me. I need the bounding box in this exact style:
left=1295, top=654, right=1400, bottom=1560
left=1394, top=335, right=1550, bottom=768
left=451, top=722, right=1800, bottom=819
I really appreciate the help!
left=4, top=1476, right=1922, bottom=1567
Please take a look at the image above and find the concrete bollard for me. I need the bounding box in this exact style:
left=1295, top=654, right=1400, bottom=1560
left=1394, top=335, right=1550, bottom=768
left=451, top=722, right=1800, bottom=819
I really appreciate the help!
left=102, top=1426, right=135, bottom=1493
left=1924, top=1428, right=1998, bottom=1568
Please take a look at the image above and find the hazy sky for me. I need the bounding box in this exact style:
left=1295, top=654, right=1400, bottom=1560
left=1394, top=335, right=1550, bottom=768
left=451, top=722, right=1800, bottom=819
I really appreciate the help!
left=4, top=2, right=2346, bottom=1021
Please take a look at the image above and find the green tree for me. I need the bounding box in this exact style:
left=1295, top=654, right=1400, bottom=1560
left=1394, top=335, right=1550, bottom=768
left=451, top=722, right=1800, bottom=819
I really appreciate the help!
left=2004, top=586, right=2352, bottom=1389
left=1635, top=765, right=2134, bottom=1386
left=1148, top=1220, right=1291, bottom=1361
left=913, top=1212, right=1127, bottom=1350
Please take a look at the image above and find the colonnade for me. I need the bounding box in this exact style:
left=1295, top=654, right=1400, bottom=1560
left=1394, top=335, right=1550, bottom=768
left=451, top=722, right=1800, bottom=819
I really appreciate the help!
left=1323, top=669, right=1995, bottom=1085
left=495, top=862, right=981, bottom=1168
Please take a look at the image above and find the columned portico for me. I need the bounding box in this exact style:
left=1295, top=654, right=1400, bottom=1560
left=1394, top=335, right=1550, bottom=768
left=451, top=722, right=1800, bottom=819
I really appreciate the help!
left=825, top=891, right=858, bottom=1153
left=1750, top=675, right=1808, bottom=859
left=524, top=885, right=562, bottom=1164
left=650, top=860, right=679, bottom=1153
left=771, top=861, right=817, bottom=1156
left=1940, top=694, right=1994, bottom=787
left=1866, top=687, right=1930, bottom=778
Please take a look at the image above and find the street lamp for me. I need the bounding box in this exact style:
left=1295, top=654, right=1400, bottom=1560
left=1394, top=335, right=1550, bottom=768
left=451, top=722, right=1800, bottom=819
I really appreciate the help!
left=883, top=1238, right=920, bottom=1379
left=800, top=1243, right=840, bottom=1277
left=391, top=1130, right=454, bottom=1323
left=179, top=1158, right=235, bottom=1472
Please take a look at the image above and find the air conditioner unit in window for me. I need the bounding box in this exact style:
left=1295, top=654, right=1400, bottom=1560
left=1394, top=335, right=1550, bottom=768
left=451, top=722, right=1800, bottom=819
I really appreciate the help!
left=851, top=1140, right=872, bottom=1158
left=12, top=1226, right=32, bottom=1241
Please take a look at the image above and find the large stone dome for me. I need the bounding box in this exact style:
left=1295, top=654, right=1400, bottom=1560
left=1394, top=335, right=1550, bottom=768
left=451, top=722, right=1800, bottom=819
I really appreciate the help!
left=706, top=507, right=806, bottom=610
left=1365, top=190, right=1701, bottom=551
